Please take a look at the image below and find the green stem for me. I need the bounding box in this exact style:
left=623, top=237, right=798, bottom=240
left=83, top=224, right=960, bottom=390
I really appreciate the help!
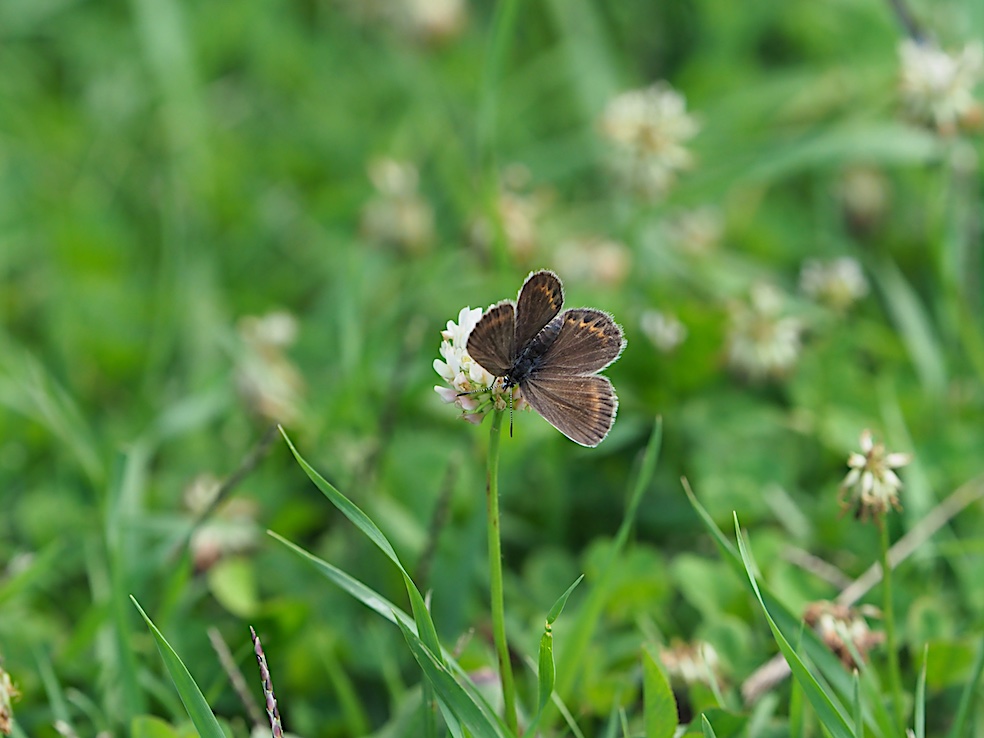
left=879, top=518, right=905, bottom=730
left=486, top=408, right=518, bottom=734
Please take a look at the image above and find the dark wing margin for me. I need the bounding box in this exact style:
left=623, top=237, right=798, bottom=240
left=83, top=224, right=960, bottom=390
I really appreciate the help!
left=466, top=301, right=516, bottom=377
left=513, top=270, right=564, bottom=355
left=519, top=374, right=618, bottom=447
left=535, top=309, right=625, bottom=377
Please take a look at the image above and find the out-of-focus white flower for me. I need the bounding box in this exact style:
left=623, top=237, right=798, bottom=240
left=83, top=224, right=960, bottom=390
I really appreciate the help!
left=434, top=306, right=526, bottom=424
left=800, top=257, right=869, bottom=311
left=839, top=430, right=912, bottom=521
left=726, top=284, right=803, bottom=381
left=553, top=237, right=631, bottom=288
left=661, top=206, right=722, bottom=255
left=837, top=167, right=889, bottom=233
left=336, top=0, right=466, bottom=44
left=804, top=601, right=884, bottom=668
left=640, top=310, right=687, bottom=353
left=183, top=474, right=262, bottom=572
left=362, top=158, right=435, bottom=254
left=235, top=311, right=305, bottom=425
left=600, top=83, right=699, bottom=199
left=899, top=39, right=984, bottom=134
left=469, top=166, right=548, bottom=263
left=659, top=640, right=721, bottom=688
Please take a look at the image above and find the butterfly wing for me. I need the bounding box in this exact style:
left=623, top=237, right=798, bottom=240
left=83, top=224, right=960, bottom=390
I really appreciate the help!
left=519, top=374, right=618, bottom=447
left=535, top=309, right=625, bottom=377
left=466, top=301, right=516, bottom=377
left=513, top=270, right=564, bottom=356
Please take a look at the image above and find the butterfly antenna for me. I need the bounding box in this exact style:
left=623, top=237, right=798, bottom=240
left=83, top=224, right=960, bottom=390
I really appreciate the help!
left=509, top=391, right=514, bottom=438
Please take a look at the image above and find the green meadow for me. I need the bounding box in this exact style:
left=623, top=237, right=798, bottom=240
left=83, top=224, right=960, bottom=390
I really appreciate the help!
left=2, top=1, right=984, bottom=736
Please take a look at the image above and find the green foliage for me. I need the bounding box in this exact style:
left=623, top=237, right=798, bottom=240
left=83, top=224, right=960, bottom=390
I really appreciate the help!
left=2, top=0, right=984, bottom=736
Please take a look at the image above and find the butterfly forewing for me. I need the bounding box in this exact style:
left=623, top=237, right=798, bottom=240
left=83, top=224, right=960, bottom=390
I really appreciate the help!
left=513, top=271, right=564, bottom=356
left=520, top=374, right=618, bottom=447
left=535, top=309, right=625, bottom=377
left=466, top=301, right=516, bottom=377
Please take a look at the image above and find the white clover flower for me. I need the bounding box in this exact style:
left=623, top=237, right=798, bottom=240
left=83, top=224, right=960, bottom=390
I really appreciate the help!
left=661, top=206, right=723, bottom=255
left=640, top=310, right=687, bottom=353
left=434, top=306, right=526, bottom=424
left=803, top=601, right=884, bottom=668
left=361, top=158, right=435, bottom=254
left=800, top=257, right=869, bottom=311
left=0, top=664, right=18, bottom=736
left=235, top=311, right=305, bottom=425
left=600, top=82, right=700, bottom=199
left=725, top=284, right=803, bottom=380
left=899, top=39, right=984, bottom=134
left=553, top=237, right=631, bottom=287
left=659, top=640, right=721, bottom=688
left=839, top=429, right=912, bottom=521
left=468, top=169, right=546, bottom=263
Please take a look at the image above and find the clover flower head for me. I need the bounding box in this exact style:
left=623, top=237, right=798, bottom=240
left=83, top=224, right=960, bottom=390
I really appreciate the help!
left=468, top=166, right=547, bottom=263
left=726, top=284, right=803, bottom=381
left=899, top=38, right=984, bottom=134
left=661, top=206, right=723, bottom=255
left=659, top=640, right=722, bottom=688
left=800, top=257, right=869, bottom=311
left=803, top=601, right=884, bottom=668
left=362, top=158, right=435, bottom=254
left=600, top=82, right=700, bottom=199
left=235, top=311, right=305, bottom=425
left=553, top=236, right=631, bottom=288
left=434, top=306, right=526, bottom=424
left=839, top=430, right=912, bottom=521
left=0, top=663, right=18, bottom=736
left=640, top=309, right=687, bottom=353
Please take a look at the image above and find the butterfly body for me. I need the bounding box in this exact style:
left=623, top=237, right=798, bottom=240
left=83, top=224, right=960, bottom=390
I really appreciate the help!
left=467, top=270, right=625, bottom=447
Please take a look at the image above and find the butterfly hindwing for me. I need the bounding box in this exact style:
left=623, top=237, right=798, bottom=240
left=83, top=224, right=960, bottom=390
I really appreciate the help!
left=519, top=374, right=618, bottom=447
left=535, top=309, right=625, bottom=378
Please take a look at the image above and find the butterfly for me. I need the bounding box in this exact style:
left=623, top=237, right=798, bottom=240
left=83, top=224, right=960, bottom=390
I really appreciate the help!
left=466, top=270, right=626, bottom=447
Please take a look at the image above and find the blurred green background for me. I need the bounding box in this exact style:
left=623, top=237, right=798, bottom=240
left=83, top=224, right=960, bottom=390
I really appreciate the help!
left=2, top=0, right=984, bottom=735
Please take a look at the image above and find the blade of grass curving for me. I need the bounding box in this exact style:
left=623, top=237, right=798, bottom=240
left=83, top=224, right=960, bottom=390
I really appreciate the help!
left=790, top=668, right=805, bottom=738
left=852, top=671, right=863, bottom=738
left=524, top=576, right=584, bottom=738
left=556, top=419, right=662, bottom=702
left=269, top=530, right=412, bottom=631
left=701, top=714, right=719, bottom=738
left=945, top=634, right=984, bottom=738
left=643, top=648, right=678, bottom=738
left=395, top=617, right=510, bottom=738
left=914, top=645, right=927, bottom=738
left=733, top=516, right=856, bottom=738
left=270, top=530, right=503, bottom=729
left=477, top=0, right=520, bottom=173
left=685, top=482, right=869, bottom=711
left=872, top=258, right=946, bottom=397
left=280, top=429, right=442, bottom=660
left=130, top=597, right=225, bottom=738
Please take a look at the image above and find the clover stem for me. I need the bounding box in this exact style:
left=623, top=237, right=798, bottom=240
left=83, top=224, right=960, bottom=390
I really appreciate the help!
left=487, top=408, right=518, bottom=733
left=880, top=518, right=905, bottom=730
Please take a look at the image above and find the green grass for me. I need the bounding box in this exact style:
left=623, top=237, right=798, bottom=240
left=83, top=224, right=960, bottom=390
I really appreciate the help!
left=2, top=1, right=984, bottom=736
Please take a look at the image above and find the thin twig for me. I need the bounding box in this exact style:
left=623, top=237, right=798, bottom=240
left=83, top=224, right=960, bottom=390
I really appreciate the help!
left=782, top=547, right=853, bottom=590
left=171, top=424, right=279, bottom=560
left=208, top=627, right=265, bottom=729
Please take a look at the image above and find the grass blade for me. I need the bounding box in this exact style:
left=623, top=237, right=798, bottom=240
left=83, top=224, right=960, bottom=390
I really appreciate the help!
left=945, top=634, right=984, bottom=738
left=914, top=645, right=927, bottom=738
left=643, top=648, right=678, bottom=738
left=130, top=597, right=226, bottom=738
left=395, top=618, right=509, bottom=738
left=733, top=515, right=856, bottom=738
left=280, top=429, right=443, bottom=661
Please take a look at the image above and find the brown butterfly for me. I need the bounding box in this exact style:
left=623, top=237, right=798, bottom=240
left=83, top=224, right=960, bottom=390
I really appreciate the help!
left=467, top=270, right=625, bottom=446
